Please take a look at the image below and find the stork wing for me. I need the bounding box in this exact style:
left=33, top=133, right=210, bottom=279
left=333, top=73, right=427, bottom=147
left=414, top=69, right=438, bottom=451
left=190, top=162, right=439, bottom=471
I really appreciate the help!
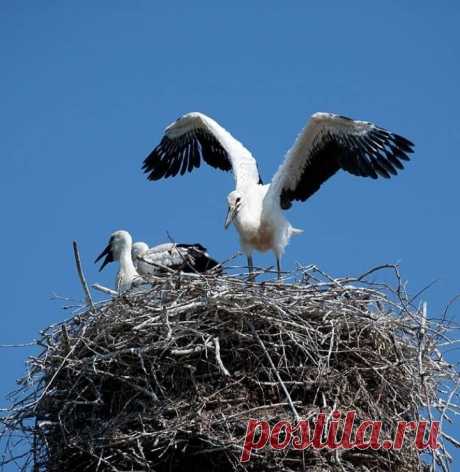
left=135, top=244, right=183, bottom=276
left=137, top=242, right=219, bottom=274
left=142, top=112, right=261, bottom=189
left=268, top=112, right=414, bottom=209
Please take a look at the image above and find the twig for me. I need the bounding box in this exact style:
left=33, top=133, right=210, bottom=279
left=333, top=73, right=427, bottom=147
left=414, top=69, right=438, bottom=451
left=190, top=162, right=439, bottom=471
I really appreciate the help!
left=92, top=283, right=118, bottom=296
left=72, top=241, right=95, bottom=310
left=0, top=342, right=36, bottom=348
left=213, top=337, right=231, bottom=377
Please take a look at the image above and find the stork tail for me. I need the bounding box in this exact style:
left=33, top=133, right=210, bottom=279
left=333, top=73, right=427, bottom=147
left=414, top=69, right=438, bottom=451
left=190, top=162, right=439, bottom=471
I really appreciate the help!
left=289, top=226, right=303, bottom=237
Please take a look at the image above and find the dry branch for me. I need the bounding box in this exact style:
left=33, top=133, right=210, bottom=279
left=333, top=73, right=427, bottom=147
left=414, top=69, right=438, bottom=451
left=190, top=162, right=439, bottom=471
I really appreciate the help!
left=72, top=240, right=95, bottom=310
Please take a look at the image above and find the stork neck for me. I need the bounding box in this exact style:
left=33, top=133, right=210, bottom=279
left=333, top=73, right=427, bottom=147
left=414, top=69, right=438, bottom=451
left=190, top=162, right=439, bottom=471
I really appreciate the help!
left=119, top=248, right=137, bottom=276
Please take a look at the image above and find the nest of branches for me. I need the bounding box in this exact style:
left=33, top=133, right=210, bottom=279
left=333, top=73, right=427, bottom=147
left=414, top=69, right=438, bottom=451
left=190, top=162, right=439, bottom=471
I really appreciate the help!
left=1, top=265, right=459, bottom=471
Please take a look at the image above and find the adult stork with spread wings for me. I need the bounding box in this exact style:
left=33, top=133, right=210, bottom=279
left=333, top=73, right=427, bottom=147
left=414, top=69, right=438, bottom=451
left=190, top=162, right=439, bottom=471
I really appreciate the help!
left=142, top=112, right=414, bottom=279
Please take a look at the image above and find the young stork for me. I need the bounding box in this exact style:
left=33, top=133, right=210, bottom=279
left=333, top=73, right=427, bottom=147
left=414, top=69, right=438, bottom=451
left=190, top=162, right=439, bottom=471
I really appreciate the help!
left=95, top=230, right=146, bottom=293
left=131, top=241, right=220, bottom=276
left=142, top=112, right=414, bottom=279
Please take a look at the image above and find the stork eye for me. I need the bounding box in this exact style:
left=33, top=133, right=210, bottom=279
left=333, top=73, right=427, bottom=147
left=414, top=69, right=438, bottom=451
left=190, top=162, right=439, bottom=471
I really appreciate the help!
left=236, top=197, right=241, bottom=203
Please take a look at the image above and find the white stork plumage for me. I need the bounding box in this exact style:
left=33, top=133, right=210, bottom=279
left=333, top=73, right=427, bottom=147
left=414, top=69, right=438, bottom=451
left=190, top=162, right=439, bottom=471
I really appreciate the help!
left=142, top=112, right=414, bottom=279
left=95, top=230, right=146, bottom=293
left=131, top=241, right=220, bottom=276
left=95, top=231, right=221, bottom=292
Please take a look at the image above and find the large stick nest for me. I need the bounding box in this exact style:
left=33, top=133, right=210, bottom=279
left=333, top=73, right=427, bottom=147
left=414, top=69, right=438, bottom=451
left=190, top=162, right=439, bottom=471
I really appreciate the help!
left=1, top=266, right=459, bottom=471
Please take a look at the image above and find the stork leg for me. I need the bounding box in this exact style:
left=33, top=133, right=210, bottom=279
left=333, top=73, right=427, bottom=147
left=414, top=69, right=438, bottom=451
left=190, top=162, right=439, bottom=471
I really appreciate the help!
left=276, top=254, right=282, bottom=280
left=247, top=255, right=254, bottom=281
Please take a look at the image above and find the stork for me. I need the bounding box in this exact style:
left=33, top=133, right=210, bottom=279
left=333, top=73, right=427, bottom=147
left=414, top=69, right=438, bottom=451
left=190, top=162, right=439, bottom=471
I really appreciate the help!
left=142, top=112, right=414, bottom=279
left=95, top=230, right=145, bottom=293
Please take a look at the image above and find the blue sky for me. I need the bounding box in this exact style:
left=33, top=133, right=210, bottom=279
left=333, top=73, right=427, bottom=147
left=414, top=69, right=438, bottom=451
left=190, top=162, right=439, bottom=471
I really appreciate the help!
left=1, top=2, right=459, bottom=468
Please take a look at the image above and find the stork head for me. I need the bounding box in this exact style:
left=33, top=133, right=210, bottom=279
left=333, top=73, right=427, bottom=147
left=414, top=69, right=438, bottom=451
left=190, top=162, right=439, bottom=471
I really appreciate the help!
left=224, top=191, right=243, bottom=229
left=132, top=241, right=149, bottom=262
left=95, top=230, right=132, bottom=271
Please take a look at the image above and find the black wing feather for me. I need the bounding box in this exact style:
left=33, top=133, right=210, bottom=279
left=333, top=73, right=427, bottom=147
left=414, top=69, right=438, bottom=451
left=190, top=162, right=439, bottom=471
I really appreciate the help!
left=143, top=127, right=233, bottom=181
left=280, top=124, right=414, bottom=208
left=165, top=243, right=221, bottom=274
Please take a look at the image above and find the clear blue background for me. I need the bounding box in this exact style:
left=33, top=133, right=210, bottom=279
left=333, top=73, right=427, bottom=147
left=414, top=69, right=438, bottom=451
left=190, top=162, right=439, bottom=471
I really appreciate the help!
left=1, top=2, right=458, bottom=469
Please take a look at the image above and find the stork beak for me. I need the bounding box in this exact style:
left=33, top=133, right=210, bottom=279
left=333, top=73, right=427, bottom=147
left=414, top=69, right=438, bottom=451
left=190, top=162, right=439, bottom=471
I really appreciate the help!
left=95, top=243, right=113, bottom=272
left=224, top=206, right=236, bottom=229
